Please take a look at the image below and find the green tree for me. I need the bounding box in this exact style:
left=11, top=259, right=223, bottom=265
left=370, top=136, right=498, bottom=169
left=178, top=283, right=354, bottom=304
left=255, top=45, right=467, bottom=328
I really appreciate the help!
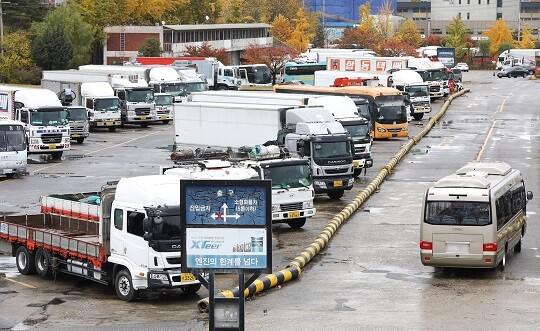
left=483, top=19, right=514, bottom=57
left=31, top=25, right=74, bottom=70
left=222, top=0, right=252, bottom=23
left=34, top=2, right=94, bottom=68
left=443, top=16, right=470, bottom=60
left=477, top=39, right=491, bottom=63
left=3, top=0, right=49, bottom=32
left=312, top=24, right=326, bottom=48
left=394, top=19, right=422, bottom=48
left=138, top=37, right=162, bottom=57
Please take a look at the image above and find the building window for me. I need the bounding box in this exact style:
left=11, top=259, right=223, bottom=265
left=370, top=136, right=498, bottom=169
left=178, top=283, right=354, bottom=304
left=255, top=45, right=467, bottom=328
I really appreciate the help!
left=459, top=0, right=461, bottom=4
left=497, top=12, right=502, bottom=19
left=487, top=0, right=489, bottom=4
left=467, top=13, right=470, bottom=19
left=467, top=0, right=470, bottom=4
left=497, top=0, right=502, bottom=7
left=458, top=12, right=462, bottom=18
left=478, top=0, right=481, bottom=4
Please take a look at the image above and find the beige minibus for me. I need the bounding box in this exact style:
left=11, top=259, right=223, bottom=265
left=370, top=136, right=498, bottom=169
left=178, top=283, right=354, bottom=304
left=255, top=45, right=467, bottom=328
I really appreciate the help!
left=420, top=161, right=533, bottom=270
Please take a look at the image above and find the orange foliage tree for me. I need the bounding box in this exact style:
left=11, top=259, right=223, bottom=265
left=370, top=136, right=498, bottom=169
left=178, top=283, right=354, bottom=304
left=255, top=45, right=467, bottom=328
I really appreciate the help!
left=375, top=38, right=418, bottom=57
left=183, top=42, right=230, bottom=64
left=242, top=44, right=299, bottom=84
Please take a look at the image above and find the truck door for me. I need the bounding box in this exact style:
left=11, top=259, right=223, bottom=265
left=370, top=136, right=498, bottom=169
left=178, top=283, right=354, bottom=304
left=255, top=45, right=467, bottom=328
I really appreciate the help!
left=123, top=210, right=150, bottom=269
left=109, top=208, right=125, bottom=257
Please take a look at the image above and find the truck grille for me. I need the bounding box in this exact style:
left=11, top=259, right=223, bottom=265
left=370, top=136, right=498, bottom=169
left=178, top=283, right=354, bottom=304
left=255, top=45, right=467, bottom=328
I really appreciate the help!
left=280, top=202, right=303, bottom=211
left=355, top=146, right=366, bottom=153
left=135, top=108, right=151, bottom=116
left=166, top=257, right=182, bottom=265
left=325, top=168, right=350, bottom=174
left=429, top=86, right=440, bottom=92
left=70, top=126, right=84, bottom=134
left=388, top=128, right=403, bottom=133
left=41, top=133, right=63, bottom=144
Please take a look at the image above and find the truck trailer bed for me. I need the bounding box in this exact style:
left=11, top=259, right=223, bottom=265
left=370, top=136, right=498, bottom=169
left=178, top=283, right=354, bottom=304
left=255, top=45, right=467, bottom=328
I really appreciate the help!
left=0, top=213, right=102, bottom=262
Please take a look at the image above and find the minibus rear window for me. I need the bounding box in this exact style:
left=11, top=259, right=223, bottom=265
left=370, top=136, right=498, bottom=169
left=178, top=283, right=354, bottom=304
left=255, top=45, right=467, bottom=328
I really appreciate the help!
left=425, top=201, right=491, bottom=226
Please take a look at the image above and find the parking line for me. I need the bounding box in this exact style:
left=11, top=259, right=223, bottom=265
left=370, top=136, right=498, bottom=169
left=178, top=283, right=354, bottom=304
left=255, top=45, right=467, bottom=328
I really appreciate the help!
left=476, top=92, right=513, bottom=161
left=0, top=275, right=37, bottom=289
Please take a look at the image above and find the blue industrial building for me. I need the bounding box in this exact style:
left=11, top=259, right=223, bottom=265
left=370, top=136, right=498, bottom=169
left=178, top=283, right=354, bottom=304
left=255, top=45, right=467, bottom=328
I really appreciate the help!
left=304, top=0, right=397, bottom=23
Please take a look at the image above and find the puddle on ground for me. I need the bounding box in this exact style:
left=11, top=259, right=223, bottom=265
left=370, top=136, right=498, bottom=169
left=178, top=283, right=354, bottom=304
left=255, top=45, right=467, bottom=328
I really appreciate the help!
left=363, top=207, right=384, bottom=213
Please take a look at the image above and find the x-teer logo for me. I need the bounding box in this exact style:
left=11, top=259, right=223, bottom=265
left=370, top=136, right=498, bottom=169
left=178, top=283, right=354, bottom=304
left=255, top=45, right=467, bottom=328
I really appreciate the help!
left=190, top=241, right=222, bottom=249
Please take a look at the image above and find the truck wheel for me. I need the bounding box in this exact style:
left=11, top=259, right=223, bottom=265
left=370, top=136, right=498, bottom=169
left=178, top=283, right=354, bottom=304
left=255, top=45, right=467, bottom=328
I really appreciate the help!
left=15, top=246, right=36, bottom=275
left=288, top=218, right=306, bottom=229
left=327, top=190, right=344, bottom=200
left=76, top=137, right=85, bottom=144
left=108, top=126, right=117, bottom=132
left=413, top=113, right=424, bottom=120
left=162, top=120, right=170, bottom=124
left=51, top=151, right=63, bottom=160
left=181, top=283, right=201, bottom=295
left=217, top=85, right=228, bottom=91
left=353, top=168, right=363, bottom=178
left=140, top=122, right=149, bottom=128
left=115, top=269, right=137, bottom=301
left=35, top=249, right=53, bottom=278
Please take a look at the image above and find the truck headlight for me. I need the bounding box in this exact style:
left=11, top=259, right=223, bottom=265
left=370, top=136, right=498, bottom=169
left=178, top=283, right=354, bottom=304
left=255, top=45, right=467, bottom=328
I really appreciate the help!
left=303, top=201, right=314, bottom=209
left=348, top=178, right=355, bottom=185
left=272, top=204, right=281, bottom=212
left=377, top=127, right=386, bottom=133
left=30, top=138, right=39, bottom=144
left=128, top=111, right=135, bottom=116
left=149, top=273, right=170, bottom=284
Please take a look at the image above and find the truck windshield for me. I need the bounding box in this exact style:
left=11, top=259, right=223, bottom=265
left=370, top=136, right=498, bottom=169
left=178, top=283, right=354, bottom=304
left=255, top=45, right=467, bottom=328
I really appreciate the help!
left=155, top=94, right=173, bottom=106
left=68, top=107, right=87, bottom=121
left=244, top=65, right=272, bottom=84
left=342, top=123, right=370, bottom=143
left=424, top=201, right=491, bottom=226
left=264, top=163, right=311, bottom=189
left=222, top=68, right=236, bottom=77
left=375, top=95, right=408, bottom=123
left=30, top=109, right=69, bottom=126
left=126, top=89, right=154, bottom=103
left=160, top=83, right=186, bottom=97
left=355, top=103, right=371, bottom=120
left=154, top=213, right=182, bottom=240
left=185, top=82, right=209, bottom=93
left=313, top=141, right=351, bottom=158
left=406, top=85, right=429, bottom=98
left=0, top=125, right=26, bottom=152
left=95, top=98, right=120, bottom=112
left=418, top=70, right=443, bottom=82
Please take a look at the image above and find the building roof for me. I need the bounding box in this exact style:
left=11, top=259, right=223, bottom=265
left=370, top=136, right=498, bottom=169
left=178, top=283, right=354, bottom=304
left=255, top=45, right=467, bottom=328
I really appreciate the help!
left=163, top=23, right=272, bottom=31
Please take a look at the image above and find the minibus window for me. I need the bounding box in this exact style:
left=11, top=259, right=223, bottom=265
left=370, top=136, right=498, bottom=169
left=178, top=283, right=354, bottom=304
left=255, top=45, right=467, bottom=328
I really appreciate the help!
left=425, top=201, right=490, bottom=226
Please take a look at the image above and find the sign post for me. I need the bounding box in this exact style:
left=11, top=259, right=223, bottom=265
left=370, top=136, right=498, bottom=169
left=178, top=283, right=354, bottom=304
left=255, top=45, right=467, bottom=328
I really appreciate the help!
left=180, top=179, right=272, bottom=331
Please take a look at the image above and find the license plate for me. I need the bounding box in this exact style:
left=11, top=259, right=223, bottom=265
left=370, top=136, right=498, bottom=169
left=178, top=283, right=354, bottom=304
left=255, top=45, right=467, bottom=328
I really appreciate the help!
left=288, top=211, right=300, bottom=218
left=160, top=116, right=167, bottom=120
left=105, top=121, right=113, bottom=126
left=180, top=273, right=197, bottom=282
left=392, top=134, right=397, bottom=137
left=140, top=116, right=146, bottom=120
left=333, top=180, right=343, bottom=187
left=72, top=134, right=80, bottom=138
left=446, top=243, right=469, bottom=253
left=353, top=161, right=359, bottom=167
left=49, top=144, right=57, bottom=149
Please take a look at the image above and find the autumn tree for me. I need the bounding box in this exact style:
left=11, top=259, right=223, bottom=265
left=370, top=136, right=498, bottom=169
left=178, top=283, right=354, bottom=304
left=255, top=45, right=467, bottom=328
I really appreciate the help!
left=287, top=8, right=312, bottom=52
left=443, top=16, right=470, bottom=60
left=271, top=14, right=293, bottom=44
left=242, top=44, right=299, bottom=84
left=0, top=32, right=41, bottom=84
left=425, top=35, right=442, bottom=46
left=518, top=24, right=536, bottom=49
left=483, top=19, right=514, bottom=57
left=394, top=19, right=422, bottom=48
left=222, top=0, right=253, bottom=23
left=339, top=28, right=378, bottom=49
left=376, top=1, right=394, bottom=41
left=375, top=38, right=417, bottom=57
left=138, top=38, right=162, bottom=57
left=183, top=42, right=230, bottom=64
left=358, top=2, right=379, bottom=44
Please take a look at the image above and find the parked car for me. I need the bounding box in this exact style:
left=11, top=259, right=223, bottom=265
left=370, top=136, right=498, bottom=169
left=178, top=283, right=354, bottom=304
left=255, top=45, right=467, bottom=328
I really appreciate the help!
left=521, top=64, right=535, bottom=75
left=497, top=66, right=528, bottom=78
left=451, top=68, right=463, bottom=82
left=454, top=62, right=469, bottom=72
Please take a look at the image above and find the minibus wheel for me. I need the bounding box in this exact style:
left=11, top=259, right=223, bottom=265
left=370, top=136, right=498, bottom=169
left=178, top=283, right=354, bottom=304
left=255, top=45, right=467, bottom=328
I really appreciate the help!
left=514, top=234, right=522, bottom=253
left=499, top=245, right=507, bottom=271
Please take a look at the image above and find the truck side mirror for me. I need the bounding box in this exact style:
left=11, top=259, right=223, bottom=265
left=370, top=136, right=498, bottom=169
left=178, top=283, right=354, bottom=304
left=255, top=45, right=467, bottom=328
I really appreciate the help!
left=527, top=191, right=533, bottom=201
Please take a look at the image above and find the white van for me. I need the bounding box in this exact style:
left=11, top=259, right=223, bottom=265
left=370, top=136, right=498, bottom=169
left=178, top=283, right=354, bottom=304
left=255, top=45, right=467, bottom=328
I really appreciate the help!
left=420, top=161, right=533, bottom=270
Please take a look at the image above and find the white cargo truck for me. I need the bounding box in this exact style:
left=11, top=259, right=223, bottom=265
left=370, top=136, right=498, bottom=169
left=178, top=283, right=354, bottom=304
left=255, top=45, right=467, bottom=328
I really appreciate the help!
left=190, top=91, right=373, bottom=176
left=170, top=57, right=241, bottom=90
left=1, top=175, right=203, bottom=301
left=42, top=74, right=122, bottom=132
left=0, top=85, right=70, bottom=160
left=173, top=101, right=354, bottom=199
left=391, top=70, right=431, bottom=120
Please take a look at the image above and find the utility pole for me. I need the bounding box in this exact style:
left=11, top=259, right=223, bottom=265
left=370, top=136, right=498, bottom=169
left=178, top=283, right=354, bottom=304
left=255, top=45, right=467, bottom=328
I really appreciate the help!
left=0, top=1, right=13, bottom=56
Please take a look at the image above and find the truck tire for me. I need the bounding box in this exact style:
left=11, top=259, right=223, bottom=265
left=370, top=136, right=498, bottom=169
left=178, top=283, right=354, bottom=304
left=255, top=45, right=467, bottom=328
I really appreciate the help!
left=413, top=113, right=424, bottom=120
left=162, top=120, right=170, bottom=124
left=353, top=168, right=363, bottom=178
left=76, top=137, right=85, bottom=144
left=217, top=85, right=228, bottom=91
left=15, top=246, right=36, bottom=275
left=115, top=269, right=138, bottom=301
left=108, top=126, right=117, bottom=132
left=140, top=122, right=149, bottom=128
left=181, top=283, right=201, bottom=295
left=327, top=190, right=344, bottom=200
left=288, top=218, right=306, bottom=229
left=35, top=249, right=53, bottom=278
left=51, top=151, right=63, bottom=161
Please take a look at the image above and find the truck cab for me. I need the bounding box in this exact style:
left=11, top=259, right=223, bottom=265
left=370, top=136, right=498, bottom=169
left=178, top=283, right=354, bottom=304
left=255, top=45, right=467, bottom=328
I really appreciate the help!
left=392, top=70, right=431, bottom=120
left=112, top=77, right=157, bottom=128
left=154, top=93, right=174, bottom=124
left=278, top=108, right=354, bottom=200
left=66, top=106, right=90, bottom=144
